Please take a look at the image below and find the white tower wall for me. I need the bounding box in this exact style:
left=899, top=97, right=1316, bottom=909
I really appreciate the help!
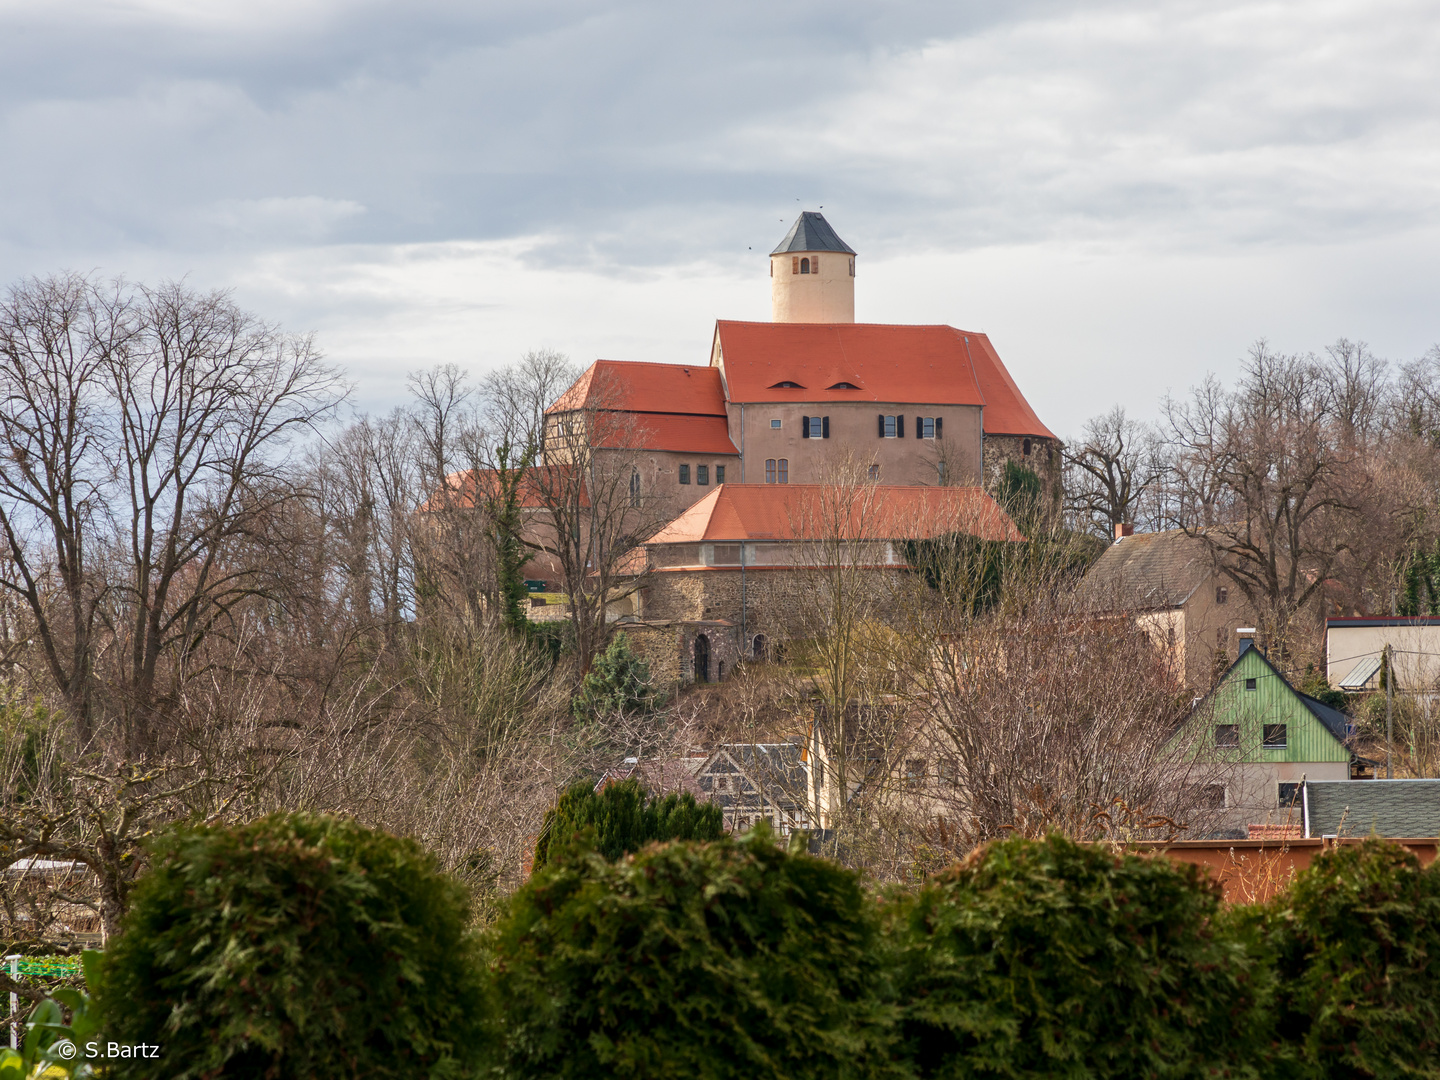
left=770, top=250, right=855, bottom=323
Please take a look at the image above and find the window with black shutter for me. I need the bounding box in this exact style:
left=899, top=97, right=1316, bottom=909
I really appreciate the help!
left=935, top=416, right=943, bottom=439
left=801, top=415, right=810, bottom=439
left=877, top=414, right=885, bottom=437
left=821, top=416, right=829, bottom=438
left=897, top=415, right=904, bottom=438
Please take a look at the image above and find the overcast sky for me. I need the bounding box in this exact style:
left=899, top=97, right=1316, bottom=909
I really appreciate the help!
left=2, top=0, right=1437, bottom=434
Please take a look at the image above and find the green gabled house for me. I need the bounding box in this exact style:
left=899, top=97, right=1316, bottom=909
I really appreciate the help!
left=1175, top=640, right=1355, bottom=830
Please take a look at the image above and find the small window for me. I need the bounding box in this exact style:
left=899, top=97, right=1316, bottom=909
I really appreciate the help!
left=679, top=464, right=690, bottom=485
left=1245, top=678, right=1257, bottom=691
left=868, top=464, right=880, bottom=480
left=792, top=256, right=799, bottom=274
left=1278, top=782, right=1302, bottom=807
left=1216, top=586, right=1229, bottom=605
left=938, top=757, right=957, bottom=782
left=777, top=458, right=788, bottom=483
left=697, top=465, right=709, bottom=485
left=883, top=415, right=896, bottom=438
left=771, top=418, right=782, bottom=428
left=1263, top=724, right=1287, bottom=749
left=1199, top=784, right=1227, bottom=809
left=765, top=459, right=776, bottom=484
left=848, top=257, right=855, bottom=277
left=1215, top=725, right=1240, bottom=748
left=800, top=257, right=811, bottom=274
left=808, top=417, right=823, bottom=438
left=715, top=776, right=729, bottom=791
left=904, top=759, right=926, bottom=788
left=937, top=461, right=946, bottom=482
left=629, top=469, right=640, bottom=507
left=715, top=465, right=725, bottom=484
left=1023, top=438, right=1032, bottom=455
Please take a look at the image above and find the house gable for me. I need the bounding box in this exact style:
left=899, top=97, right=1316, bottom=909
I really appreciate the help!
left=1177, top=648, right=1351, bottom=765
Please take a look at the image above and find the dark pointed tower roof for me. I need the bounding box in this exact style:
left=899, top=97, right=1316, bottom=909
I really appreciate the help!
left=770, top=211, right=856, bottom=256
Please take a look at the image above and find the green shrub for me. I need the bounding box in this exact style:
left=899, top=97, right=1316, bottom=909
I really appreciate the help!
left=1261, top=837, right=1440, bottom=1078
left=886, top=834, right=1267, bottom=1079
left=95, top=813, right=486, bottom=1080
left=572, top=632, right=655, bottom=719
left=531, top=776, right=723, bottom=871
left=489, top=827, right=896, bottom=1080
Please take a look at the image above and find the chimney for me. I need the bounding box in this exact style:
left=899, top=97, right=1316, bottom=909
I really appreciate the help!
left=1113, top=522, right=1135, bottom=541
left=1237, top=627, right=1256, bottom=655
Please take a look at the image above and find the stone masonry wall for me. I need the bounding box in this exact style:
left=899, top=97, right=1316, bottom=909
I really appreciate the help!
left=982, top=433, right=1063, bottom=523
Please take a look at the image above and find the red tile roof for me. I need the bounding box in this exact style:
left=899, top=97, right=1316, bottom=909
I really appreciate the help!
left=596, top=414, right=738, bottom=455
left=712, top=321, right=1054, bottom=439
left=645, top=484, right=1024, bottom=545
left=419, top=465, right=586, bottom=512
left=548, top=360, right=727, bottom=417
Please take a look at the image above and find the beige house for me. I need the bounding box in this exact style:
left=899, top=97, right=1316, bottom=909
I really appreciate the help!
left=1326, top=617, right=1440, bottom=692
left=1077, top=528, right=1261, bottom=690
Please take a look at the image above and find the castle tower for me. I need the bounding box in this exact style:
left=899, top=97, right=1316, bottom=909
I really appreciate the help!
left=770, top=211, right=856, bottom=323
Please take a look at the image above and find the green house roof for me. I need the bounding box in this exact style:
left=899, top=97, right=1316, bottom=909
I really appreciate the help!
left=1178, top=647, right=1353, bottom=764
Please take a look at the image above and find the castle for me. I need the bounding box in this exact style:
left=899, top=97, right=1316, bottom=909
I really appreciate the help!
left=532, top=212, right=1060, bottom=685
left=545, top=211, right=1059, bottom=512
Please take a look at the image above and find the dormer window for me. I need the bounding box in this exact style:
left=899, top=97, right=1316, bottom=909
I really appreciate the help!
left=827, top=382, right=859, bottom=390
left=769, top=381, right=805, bottom=389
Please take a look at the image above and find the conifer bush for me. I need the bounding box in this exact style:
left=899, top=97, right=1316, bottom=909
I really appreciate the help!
left=1261, top=837, right=1440, bottom=1078
left=886, top=834, right=1267, bottom=1079
left=531, top=776, right=723, bottom=870
left=95, top=813, right=486, bottom=1080
left=489, top=827, right=897, bottom=1080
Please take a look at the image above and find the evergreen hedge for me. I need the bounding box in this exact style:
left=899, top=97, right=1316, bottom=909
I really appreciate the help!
left=488, top=826, right=897, bottom=1080
left=95, top=813, right=486, bottom=1080
left=886, top=834, right=1269, bottom=1079
left=531, top=776, right=724, bottom=870
left=1259, top=837, right=1440, bottom=1078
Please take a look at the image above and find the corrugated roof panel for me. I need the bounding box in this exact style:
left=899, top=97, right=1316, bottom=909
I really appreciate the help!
left=1339, top=655, right=1383, bottom=689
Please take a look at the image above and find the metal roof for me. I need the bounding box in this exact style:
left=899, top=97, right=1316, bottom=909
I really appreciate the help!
left=770, top=211, right=856, bottom=255
left=1338, top=654, right=1383, bottom=689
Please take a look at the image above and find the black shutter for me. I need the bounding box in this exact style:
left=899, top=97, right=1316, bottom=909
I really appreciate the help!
left=897, top=415, right=904, bottom=438
left=878, top=414, right=885, bottom=438
left=801, top=416, right=810, bottom=439
left=935, top=416, right=943, bottom=439
left=822, top=416, right=830, bottom=439
left=915, top=415, right=923, bottom=438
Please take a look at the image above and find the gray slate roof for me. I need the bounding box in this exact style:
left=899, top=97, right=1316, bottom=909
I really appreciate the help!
left=1075, top=529, right=1215, bottom=611
left=1305, top=779, right=1440, bottom=838
left=771, top=211, right=856, bottom=256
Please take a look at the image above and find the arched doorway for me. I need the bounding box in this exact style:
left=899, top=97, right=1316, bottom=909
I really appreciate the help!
left=694, top=634, right=710, bottom=683
left=752, top=634, right=767, bottom=662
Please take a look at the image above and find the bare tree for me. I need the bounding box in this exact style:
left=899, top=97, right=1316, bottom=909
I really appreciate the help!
left=1064, top=406, right=1164, bottom=538
left=0, top=275, right=342, bottom=749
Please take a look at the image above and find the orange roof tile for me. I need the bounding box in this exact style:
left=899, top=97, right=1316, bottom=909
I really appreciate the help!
left=419, top=465, right=586, bottom=512
left=594, top=414, right=738, bottom=455
left=645, top=484, right=1024, bottom=545
left=712, top=321, right=1054, bottom=440
left=548, top=360, right=727, bottom=417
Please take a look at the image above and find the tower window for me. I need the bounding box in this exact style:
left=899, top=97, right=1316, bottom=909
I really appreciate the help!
left=679, top=464, right=690, bottom=485
left=697, top=465, right=709, bottom=485
left=800, top=257, right=811, bottom=274
left=792, top=256, right=799, bottom=274
left=849, top=257, right=855, bottom=277
left=1023, top=438, right=1032, bottom=455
